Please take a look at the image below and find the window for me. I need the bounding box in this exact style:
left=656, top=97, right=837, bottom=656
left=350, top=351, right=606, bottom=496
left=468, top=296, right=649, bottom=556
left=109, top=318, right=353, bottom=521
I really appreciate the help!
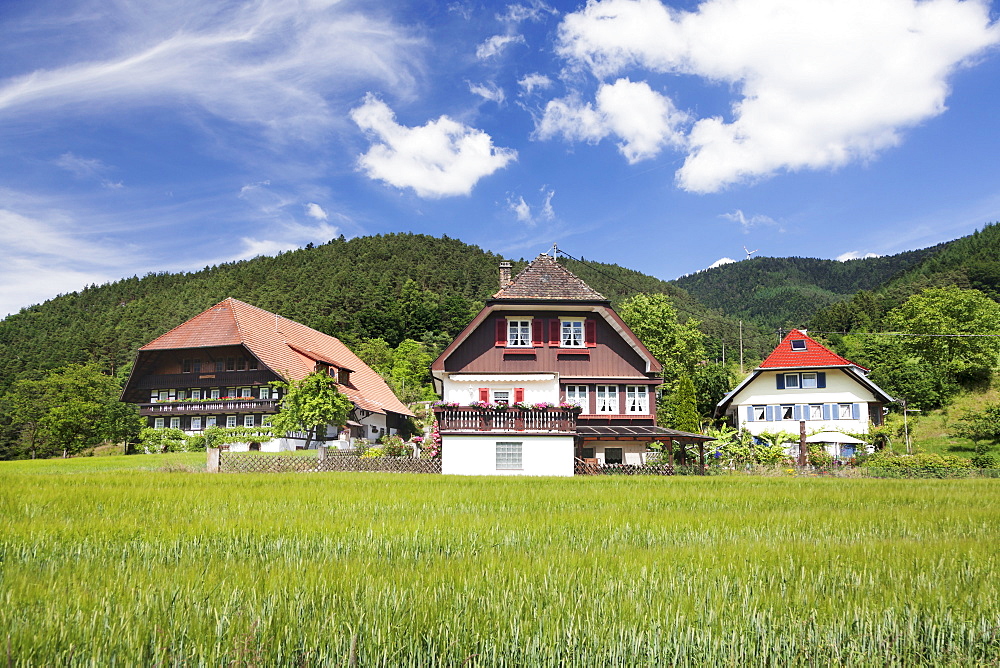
left=791, top=339, right=807, bottom=351
left=801, top=373, right=817, bottom=389
left=159, top=390, right=169, bottom=402
left=182, top=359, right=192, bottom=373
left=561, top=320, right=585, bottom=347
left=565, top=385, right=588, bottom=409
left=604, top=447, right=624, bottom=465
left=226, top=357, right=235, bottom=371
left=261, top=415, right=272, bottom=428
left=338, top=369, right=351, bottom=385
left=154, top=418, right=165, bottom=429
left=496, top=442, right=522, bottom=470
left=240, top=387, right=252, bottom=398
left=493, top=390, right=510, bottom=406
left=176, top=390, right=186, bottom=401
left=838, top=404, right=853, bottom=420
left=191, top=389, right=201, bottom=401
left=784, top=374, right=800, bottom=389
left=192, top=359, right=201, bottom=373
left=215, top=360, right=224, bottom=372
left=210, top=389, right=220, bottom=400
left=625, top=386, right=648, bottom=413
left=244, top=415, right=255, bottom=428
left=781, top=405, right=794, bottom=420
left=248, top=358, right=258, bottom=371
left=810, top=404, right=823, bottom=420
left=169, top=417, right=180, bottom=429
left=191, top=417, right=202, bottom=430
left=507, top=319, right=531, bottom=347
left=596, top=385, right=618, bottom=413
left=206, top=416, right=217, bottom=428
left=753, top=405, right=766, bottom=421
left=237, top=357, right=248, bottom=371
left=226, top=415, right=237, bottom=428
left=259, top=387, right=270, bottom=400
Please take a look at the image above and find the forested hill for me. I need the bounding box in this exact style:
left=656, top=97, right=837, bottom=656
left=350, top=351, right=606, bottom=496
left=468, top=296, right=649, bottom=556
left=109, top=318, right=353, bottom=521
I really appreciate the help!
left=0, top=233, right=769, bottom=394
left=673, top=245, right=947, bottom=330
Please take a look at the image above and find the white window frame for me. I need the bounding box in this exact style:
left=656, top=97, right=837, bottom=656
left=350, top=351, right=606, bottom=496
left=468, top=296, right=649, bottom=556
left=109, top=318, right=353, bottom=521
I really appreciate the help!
left=259, top=387, right=270, bottom=400
left=809, top=404, right=822, bottom=420
left=784, top=374, right=800, bottom=389
left=561, top=319, right=585, bottom=348
left=565, top=385, right=588, bottom=410
left=169, top=417, right=180, bottom=430
left=261, top=415, right=272, bottom=428
left=838, top=403, right=853, bottom=420
left=226, top=415, right=237, bottom=428
left=791, top=339, right=807, bottom=351
left=244, top=415, right=255, bottom=428
left=801, top=372, right=817, bottom=389
left=191, top=416, right=202, bottom=431
left=596, top=385, right=618, bottom=413
left=506, top=319, right=531, bottom=348
left=206, top=416, right=217, bottom=428
left=159, top=390, right=169, bottom=402
left=625, top=385, right=648, bottom=414
left=492, top=390, right=511, bottom=406
left=154, top=418, right=165, bottom=429
left=210, top=389, right=220, bottom=400
left=781, top=405, right=794, bottom=420
left=753, top=405, right=766, bottom=421
left=496, top=441, right=522, bottom=470
left=190, top=389, right=201, bottom=401
left=176, top=390, right=186, bottom=401
left=240, top=387, right=252, bottom=398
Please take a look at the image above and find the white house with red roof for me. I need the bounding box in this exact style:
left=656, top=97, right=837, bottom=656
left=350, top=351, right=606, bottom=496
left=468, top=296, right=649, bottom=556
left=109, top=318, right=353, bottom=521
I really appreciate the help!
left=122, top=298, right=413, bottom=451
left=715, top=330, right=893, bottom=458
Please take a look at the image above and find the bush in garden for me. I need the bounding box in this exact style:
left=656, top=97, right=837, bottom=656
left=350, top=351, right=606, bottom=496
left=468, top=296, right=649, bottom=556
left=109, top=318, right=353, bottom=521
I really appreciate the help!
left=808, top=445, right=834, bottom=468
left=139, top=427, right=186, bottom=453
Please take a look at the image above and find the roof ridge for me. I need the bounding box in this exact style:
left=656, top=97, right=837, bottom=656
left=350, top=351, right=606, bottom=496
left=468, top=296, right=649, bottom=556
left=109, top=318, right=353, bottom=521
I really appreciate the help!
left=492, top=252, right=606, bottom=301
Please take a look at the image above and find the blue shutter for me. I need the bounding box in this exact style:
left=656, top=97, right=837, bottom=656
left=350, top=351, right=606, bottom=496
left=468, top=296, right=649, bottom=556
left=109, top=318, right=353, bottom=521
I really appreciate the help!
left=852, top=403, right=861, bottom=420
left=792, top=405, right=801, bottom=421
left=817, top=372, right=826, bottom=388
left=746, top=406, right=754, bottom=422
left=765, top=405, right=775, bottom=422
left=776, top=375, right=785, bottom=390
left=822, top=404, right=832, bottom=421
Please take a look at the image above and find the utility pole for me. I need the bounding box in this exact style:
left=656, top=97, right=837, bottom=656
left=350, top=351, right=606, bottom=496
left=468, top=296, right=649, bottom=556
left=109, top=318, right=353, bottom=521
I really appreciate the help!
left=739, top=320, right=744, bottom=375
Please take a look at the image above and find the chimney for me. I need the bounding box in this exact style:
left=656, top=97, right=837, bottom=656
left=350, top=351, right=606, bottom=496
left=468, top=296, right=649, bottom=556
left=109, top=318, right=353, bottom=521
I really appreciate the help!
left=499, top=261, right=512, bottom=289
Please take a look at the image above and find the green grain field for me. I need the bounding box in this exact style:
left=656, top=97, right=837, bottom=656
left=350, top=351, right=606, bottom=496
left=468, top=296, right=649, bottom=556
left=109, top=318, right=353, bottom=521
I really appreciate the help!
left=1, top=456, right=998, bottom=666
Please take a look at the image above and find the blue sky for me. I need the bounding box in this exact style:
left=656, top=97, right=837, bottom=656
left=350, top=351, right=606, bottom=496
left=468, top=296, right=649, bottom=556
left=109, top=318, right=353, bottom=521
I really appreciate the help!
left=1, top=0, right=999, bottom=317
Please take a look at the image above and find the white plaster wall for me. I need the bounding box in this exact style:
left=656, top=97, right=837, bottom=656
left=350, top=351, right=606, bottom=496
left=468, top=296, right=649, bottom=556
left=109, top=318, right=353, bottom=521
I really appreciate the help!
left=733, top=369, right=877, bottom=437
left=442, top=434, right=574, bottom=476
left=442, top=376, right=559, bottom=405
left=588, top=442, right=649, bottom=465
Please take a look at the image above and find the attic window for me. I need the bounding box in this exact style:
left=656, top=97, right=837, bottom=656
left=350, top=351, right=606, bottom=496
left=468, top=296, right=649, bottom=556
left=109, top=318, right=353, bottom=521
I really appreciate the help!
left=790, top=339, right=807, bottom=351
left=338, top=368, right=351, bottom=385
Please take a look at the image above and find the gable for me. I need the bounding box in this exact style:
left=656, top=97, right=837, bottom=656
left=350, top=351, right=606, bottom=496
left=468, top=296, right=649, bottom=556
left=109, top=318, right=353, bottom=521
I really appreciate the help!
left=761, top=329, right=861, bottom=369
left=717, top=366, right=892, bottom=415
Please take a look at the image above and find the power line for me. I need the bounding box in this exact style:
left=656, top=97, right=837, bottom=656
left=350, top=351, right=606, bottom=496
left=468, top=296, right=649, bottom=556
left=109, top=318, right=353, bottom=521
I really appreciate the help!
left=807, top=331, right=1000, bottom=338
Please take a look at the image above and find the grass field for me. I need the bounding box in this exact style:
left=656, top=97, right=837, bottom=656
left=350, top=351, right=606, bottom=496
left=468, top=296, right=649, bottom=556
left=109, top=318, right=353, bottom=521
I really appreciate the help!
left=2, top=456, right=998, bottom=666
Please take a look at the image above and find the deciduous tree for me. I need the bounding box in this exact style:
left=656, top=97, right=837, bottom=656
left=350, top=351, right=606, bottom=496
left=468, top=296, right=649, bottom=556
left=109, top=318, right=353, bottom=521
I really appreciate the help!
left=269, top=371, right=353, bottom=448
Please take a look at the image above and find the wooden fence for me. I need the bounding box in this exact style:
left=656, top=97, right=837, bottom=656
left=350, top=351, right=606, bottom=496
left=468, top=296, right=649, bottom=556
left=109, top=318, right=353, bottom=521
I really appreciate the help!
left=214, top=449, right=442, bottom=474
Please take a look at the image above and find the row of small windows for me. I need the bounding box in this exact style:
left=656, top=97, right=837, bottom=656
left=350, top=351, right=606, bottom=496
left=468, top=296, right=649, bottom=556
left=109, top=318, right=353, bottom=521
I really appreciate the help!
left=181, top=357, right=258, bottom=373
left=153, top=414, right=272, bottom=430
left=480, top=385, right=650, bottom=414
left=746, top=403, right=862, bottom=422
left=149, top=387, right=278, bottom=402
left=498, top=318, right=596, bottom=349
left=777, top=372, right=826, bottom=389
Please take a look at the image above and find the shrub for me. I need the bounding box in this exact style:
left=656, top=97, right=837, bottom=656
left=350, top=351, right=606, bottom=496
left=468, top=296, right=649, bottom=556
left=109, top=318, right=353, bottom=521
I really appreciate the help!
left=807, top=445, right=834, bottom=468
left=139, top=427, right=187, bottom=453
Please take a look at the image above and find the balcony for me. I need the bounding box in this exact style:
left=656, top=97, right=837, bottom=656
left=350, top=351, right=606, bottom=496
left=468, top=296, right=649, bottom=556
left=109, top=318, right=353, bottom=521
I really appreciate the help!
left=434, top=406, right=577, bottom=433
left=139, top=399, right=279, bottom=416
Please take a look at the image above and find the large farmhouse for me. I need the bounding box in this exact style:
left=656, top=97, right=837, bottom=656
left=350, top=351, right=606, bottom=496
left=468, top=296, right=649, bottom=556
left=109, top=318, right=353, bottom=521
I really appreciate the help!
left=431, top=252, right=712, bottom=476
left=716, top=329, right=893, bottom=458
left=121, top=298, right=412, bottom=450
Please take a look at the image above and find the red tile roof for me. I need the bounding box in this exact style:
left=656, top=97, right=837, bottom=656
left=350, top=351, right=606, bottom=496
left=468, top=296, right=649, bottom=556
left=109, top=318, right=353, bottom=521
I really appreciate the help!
left=142, top=298, right=412, bottom=416
left=492, top=253, right=607, bottom=301
left=760, top=329, right=862, bottom=369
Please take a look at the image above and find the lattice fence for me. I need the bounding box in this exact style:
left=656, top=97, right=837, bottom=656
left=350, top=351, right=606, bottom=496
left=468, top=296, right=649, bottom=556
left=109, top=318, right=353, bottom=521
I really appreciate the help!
left=219, top=451, right=441, bottom=474
left=574, top=458, right=677, bottom=476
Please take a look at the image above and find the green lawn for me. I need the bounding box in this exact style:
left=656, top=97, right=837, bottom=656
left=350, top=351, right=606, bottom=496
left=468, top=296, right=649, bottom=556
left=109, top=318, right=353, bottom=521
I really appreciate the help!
left=1, top=457, right=998, bottom=665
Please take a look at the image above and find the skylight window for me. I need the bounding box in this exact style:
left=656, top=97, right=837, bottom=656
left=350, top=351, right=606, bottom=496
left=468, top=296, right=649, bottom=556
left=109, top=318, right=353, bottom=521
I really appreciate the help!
left=790, top=339, right=807, bottom=351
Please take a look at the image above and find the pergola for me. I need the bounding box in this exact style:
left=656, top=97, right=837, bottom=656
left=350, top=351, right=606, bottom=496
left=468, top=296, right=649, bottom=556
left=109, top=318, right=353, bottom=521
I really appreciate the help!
left=575, top=425, right=716, bottom=474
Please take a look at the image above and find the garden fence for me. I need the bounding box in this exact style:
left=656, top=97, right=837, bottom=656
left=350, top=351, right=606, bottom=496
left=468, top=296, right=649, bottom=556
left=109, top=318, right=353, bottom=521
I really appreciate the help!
left=215, top=450, right=442, bottom=474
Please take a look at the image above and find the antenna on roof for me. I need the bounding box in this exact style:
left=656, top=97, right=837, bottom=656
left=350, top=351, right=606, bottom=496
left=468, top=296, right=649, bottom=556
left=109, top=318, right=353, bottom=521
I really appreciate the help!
left=743, top=245, right=759, bottom=260
left=551, top=243, right=559, bottom=257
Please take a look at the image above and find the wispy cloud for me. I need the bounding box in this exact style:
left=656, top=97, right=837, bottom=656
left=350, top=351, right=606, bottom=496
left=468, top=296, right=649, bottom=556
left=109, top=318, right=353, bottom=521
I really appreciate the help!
left=476, top=34, right=526, bottom=60
left=720, top=209, right=778, bottom=233
left=469, top=81, right=506, bottom=104
left=54, top=152, right=123, bottom=189
left=506, top=187, right=555, bottom=225
left=351, top=94, right=517, bottom=198
left=836, top=251, right=881, bottom=261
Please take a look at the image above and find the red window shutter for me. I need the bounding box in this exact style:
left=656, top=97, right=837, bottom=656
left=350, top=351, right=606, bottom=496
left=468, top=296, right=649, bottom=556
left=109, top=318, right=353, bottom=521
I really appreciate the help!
left=495, top=319, right=506, bottom=347
left=514, top=388, right=525, bottom=403
left=585, top=319, right=597, bottom=347
left=549, top=319, right=560, bottom=346
left=479, top=388, right=490, bottom=402
left=531, top=319, right=543, bottom=347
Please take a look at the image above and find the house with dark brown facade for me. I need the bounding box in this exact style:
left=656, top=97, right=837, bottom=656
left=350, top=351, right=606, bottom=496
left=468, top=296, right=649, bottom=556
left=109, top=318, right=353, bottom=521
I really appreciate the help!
left=431, top=252, right=711, bottom=476
left=122, top=298, right=412, bottom=450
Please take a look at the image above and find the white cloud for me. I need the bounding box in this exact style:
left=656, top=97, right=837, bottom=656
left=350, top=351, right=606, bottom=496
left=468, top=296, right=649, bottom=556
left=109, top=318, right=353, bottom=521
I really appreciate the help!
left=305, top=202, right=328, bottom=221
left=720, top=209, right=778, bottom=233
left=476, top=34, right=526, bottom=59
left=708, top=257, right=736, bottom=269
left=351, top=94, right=517, bottom=198
left=506, top=188, right=556, bottom=225
left=518, top=73, right=553, bottom=95
left=500, top=2, right=558, bottom=23
left=0, top=1, right=422, bottom=142
left=556, top=0, right=1000, bottom=192
left=537, top=78, right=687, bottom=163
left=469, top=81, right=506, bottom=104
left=836, top=251, right=882, bottom=261
left=54, top=152, right=123, bottom=189
left=508, top=195, right=532, bottom=222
